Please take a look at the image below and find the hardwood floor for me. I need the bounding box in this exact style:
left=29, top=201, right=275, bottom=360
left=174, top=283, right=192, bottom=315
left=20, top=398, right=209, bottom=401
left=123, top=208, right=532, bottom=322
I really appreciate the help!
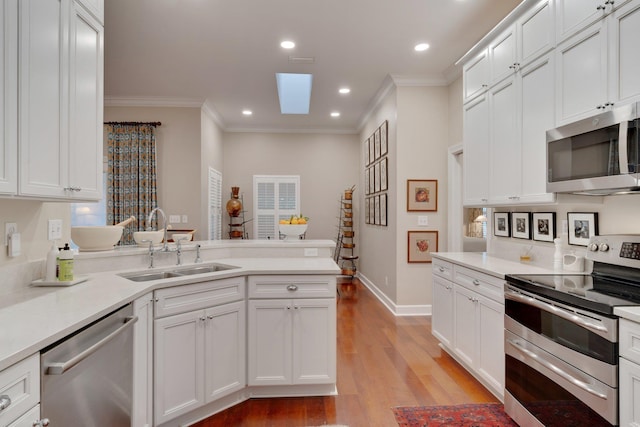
left=191, top=279, right=498, bottom=427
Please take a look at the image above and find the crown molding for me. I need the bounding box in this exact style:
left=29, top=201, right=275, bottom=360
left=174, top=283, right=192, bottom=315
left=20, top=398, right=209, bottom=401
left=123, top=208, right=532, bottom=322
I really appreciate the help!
left=201, top=99, right=226, bottom=129
left=357, top=75, right=396, bottom=133
left=389, top=74, right=448, bottom=87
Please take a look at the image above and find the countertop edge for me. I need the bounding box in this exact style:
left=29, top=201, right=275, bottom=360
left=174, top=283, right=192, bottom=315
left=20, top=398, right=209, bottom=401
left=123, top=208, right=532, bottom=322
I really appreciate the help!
left=431, top=252, right=557, bottom=278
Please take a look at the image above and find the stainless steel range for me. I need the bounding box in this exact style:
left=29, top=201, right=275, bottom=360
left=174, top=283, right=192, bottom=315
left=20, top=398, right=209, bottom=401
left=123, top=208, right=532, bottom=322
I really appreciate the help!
left=504, top=235, right=640, bottom=427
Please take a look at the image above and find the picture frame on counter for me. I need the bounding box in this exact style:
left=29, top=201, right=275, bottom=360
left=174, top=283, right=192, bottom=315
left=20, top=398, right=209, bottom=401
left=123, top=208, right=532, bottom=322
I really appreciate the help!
left=568, top=212, right=599, bottom=246
left=511, top=212, right=531, bottom=240
left=532, top=212, right=556, bottom=243
left=408, top=230, right=438, bottom=263
left=407, top=179, right=437, bottom=212
left=493, top=212, right=510, bottom=237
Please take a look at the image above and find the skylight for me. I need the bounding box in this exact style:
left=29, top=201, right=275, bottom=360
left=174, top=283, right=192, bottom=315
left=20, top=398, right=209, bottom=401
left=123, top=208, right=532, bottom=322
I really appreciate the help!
left=276, top=73, right=313, bottom=115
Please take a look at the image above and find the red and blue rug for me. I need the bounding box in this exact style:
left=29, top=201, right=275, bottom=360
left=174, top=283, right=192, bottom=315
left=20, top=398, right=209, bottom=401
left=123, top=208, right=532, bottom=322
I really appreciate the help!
left=393, top=403, right=517, bottom=427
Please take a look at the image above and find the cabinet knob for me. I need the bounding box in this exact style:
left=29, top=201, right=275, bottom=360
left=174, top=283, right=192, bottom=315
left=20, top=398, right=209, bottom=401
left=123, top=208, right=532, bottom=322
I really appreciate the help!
left=596, top=104, right=605, bottom=109
left=207, top=315, right=214, bottom=320
left=33, top=419, right=50, bottom=427
left=199, top=316, right=206, bottom=321
left=438, top=267, right=445, bottom=272
left=596, top=4, right=606, bottom=10
left=0, top=395, right=11, bottom=411
left=286, top=306, right=291, bottom=310
left=286, top=284, right=298, bottom=292
left=472, top=279, right=480, bottom=286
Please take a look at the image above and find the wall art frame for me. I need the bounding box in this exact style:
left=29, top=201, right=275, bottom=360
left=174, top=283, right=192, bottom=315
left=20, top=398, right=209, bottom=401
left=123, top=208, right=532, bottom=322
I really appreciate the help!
left=511, top=212, right=531, bottom=240
left=532, top=212, right=556, bottom=242
left=380, top=120, right=388, bottom=156
left=567, top=212, right=599, bottom=246
left=407, top=179, right=437, bottom=212
left=408, top=230, right=438, bottom=263
left=380, top=157, right=388, bottom=191
left=493, top=212, right=510, bottom=237
left=380, top=193, right=387, bottom=226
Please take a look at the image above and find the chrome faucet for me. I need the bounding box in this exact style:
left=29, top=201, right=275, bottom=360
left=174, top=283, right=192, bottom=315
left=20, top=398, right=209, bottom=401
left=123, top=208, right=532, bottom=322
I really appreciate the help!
left=147, top=207, right=169, bottom=251
left=142, top=240, right=155, bottom=268
left=174, top=237, right=191, bottom=265
left=194, top=244, right=202, bottom=263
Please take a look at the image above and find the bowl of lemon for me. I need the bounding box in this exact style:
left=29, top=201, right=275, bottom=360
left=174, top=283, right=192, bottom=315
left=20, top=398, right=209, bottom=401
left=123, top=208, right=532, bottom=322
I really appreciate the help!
left=278, top=215, right=308, bottom=240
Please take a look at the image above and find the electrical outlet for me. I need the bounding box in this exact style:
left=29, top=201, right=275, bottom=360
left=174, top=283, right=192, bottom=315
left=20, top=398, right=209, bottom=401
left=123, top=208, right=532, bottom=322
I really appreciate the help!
left=418, top=216, right=428, bottom=226
left=181, top=215, right=188, bottom=223
left=169, top=215, right=180, bottom=224
left=48, top=219, right=63, bottom=241
left=4, top=222, right=17, bottom=246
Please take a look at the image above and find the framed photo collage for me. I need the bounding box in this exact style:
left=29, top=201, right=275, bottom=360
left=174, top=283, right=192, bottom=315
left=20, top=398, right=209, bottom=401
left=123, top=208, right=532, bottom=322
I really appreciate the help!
left=364, top=120, right=388, bottom=226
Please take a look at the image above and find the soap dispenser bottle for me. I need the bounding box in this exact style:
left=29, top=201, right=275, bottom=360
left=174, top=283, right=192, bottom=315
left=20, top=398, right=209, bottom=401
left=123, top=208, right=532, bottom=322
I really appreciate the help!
left=45, top=242, right=59, bottom=282
left=58, top=243, right=74, bottom=282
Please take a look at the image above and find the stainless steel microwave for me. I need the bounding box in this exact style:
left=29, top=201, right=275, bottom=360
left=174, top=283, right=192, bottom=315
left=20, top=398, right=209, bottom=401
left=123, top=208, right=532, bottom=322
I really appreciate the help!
left=546, top=102, right=640, bottom=195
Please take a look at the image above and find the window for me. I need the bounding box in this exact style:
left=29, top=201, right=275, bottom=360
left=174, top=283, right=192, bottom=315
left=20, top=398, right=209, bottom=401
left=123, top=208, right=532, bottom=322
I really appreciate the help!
left=208, top=167, right=223, bottom=240
left=253, top=175, right=300, bottom=239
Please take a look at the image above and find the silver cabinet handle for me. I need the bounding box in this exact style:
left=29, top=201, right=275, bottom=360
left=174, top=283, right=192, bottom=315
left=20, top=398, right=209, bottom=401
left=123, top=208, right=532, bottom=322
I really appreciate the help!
left=0, top=395, right=11, bottom=411
left=45, top=316, right=138, bottom=375
left=438, top=267, right=445, bottom=272
left=33, top=419, right=50, bottom=427
left=506, top=338, right=607, bottom=399
left=200, top=316, right=206, bottom=321
left=472, top=279, right=480, bottom=286
left=286, top=284, right=298, bottom=291
left=207, top=315, right=214, bottom=320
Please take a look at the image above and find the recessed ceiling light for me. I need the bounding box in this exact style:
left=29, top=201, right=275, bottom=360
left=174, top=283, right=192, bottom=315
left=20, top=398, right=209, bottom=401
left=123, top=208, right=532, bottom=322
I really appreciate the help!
left=280, top=40, right=295, bottom=49
left=414, top=43, right=430, bottom=52
left=330, top=112, right=340, bottom=118
left=339, top=87, right=351, bottom=94
left=242, top=110, right=252, bottom=116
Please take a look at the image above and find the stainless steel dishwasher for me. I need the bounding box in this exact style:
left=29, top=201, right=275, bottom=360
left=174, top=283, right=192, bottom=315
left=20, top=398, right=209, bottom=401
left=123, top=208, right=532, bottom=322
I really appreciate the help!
left=40, top=304, right=137, bottom=426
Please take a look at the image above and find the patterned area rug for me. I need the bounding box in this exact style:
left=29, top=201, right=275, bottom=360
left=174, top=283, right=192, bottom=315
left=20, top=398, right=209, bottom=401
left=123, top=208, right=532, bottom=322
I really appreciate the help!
left=393, top=403, right=517, bottom=427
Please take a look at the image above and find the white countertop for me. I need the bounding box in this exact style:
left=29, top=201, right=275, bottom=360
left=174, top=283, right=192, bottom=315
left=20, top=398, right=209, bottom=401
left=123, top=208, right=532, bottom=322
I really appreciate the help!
left=431, top=252, right=557, bottom=278
left=0, top=257, right=340, bottom=371
left=615, top=306, right=640, bottom=323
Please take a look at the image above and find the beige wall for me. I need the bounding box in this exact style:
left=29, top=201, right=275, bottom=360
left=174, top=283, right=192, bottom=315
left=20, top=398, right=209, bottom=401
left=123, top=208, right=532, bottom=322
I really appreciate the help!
left=222, top=132, right=360, bottom=240
left=448, top=76, right=463, bottom=147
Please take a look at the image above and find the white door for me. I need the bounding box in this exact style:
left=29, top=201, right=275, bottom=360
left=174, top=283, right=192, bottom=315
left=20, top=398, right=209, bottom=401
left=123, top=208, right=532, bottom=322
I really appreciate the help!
left=556, top=0, right=607, bottom=43
left=0, top=0, right=17, bottom=195
left=476, top=295, right=505, bottom=398
left=292, top=298, right=336, bottom=384
left=204, top=301, right=246, bottom=402
left=154, top=310, right=205, bottom=424
left=619, top=357, right=640, bottom=427
left=453, top=285, right=477, bottom=367
left=248, top=299, right=292, bottom=385
left=463, top=94, right=490, bottom=206
left=490, top=26, right=516, bottom=84
left=517, top=0, right=555, bottom=68
left=463, top=50, right=489, bottom=103
left=432, top=276, right=454, bottom=348
left=132, top=293, right=153, bottom=427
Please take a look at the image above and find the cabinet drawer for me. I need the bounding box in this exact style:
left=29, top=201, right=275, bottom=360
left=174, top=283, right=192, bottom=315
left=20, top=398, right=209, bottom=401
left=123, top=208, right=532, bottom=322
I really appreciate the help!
left=0, top=354, right=39, bottom=426
left=620, top=318, right=640, bottom=365
left=453, top=265, right=504, bottom=304
left=154, top=277, right=246, bottom=318
left=248, top=275, right=336, bottom=299
left=432, top=259, right=453, bottom=281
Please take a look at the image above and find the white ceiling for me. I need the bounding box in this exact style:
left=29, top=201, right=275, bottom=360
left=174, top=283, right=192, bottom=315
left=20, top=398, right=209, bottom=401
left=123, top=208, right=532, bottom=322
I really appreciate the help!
left=104, top=0, right=522, bottom=133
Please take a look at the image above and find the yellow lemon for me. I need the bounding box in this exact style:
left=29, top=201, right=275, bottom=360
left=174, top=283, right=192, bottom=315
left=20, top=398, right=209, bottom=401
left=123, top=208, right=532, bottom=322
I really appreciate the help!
left=291, top=218, right=299, bottom=224
left=298, top=218, right=307, bottom=224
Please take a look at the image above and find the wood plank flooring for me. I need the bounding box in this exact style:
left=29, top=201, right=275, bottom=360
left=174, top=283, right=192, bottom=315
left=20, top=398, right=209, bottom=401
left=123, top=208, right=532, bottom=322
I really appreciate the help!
left=191, top=279, right=498, bottom=427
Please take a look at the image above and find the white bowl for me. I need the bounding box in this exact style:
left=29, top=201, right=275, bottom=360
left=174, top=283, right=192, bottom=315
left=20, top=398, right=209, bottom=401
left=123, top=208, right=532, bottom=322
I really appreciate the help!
left=133, top=230, right=164, bottom=246
left=279, top=224, right=308, bottom=240
left=172, top=233, right=193, bottom=242
left=71, top=226, right=123, bottom=251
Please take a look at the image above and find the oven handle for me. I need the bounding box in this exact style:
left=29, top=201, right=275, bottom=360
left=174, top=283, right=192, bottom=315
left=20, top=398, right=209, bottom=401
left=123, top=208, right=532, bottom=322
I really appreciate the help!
left=504, top=289, right=608, bottom=334
left=506, top=338, right=607, bottom=400
left=45, top=315, right=138, bottom=375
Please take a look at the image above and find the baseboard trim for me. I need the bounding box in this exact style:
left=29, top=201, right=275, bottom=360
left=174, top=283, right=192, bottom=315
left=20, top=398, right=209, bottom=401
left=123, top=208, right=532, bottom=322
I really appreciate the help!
left=356, top=273, right=431, bottom=317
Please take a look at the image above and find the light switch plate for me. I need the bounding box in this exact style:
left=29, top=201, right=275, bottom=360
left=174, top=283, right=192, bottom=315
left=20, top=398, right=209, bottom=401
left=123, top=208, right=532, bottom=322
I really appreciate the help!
left=418, top=216, right=428, bottom=226
left=48, top=219, right=63, bottom=241
left=181, top=215, right=188, bottom=223
left=169, top=215, right=180, bottom=224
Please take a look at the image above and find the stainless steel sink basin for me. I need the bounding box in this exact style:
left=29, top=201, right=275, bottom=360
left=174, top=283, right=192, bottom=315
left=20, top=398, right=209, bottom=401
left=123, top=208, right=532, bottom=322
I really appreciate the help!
left=119, top=263, right=238, bottom=282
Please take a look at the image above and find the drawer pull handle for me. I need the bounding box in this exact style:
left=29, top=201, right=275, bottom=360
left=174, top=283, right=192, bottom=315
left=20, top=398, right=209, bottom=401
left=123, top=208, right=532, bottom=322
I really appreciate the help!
left=0, top=395, right=11, bottom=411
left=472, top=279, right=480, bottom=286
left=438, top=267, right=445, bottom=272
left=287, top=285, right=298, bottom=291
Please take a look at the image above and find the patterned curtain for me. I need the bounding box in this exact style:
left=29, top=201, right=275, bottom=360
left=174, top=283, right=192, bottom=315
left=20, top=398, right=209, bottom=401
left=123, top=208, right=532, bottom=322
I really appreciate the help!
left=106, top=123, right=158, bottom=245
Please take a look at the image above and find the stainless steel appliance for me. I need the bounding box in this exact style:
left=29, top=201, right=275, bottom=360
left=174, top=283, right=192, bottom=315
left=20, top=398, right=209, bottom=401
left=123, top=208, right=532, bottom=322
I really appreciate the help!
left=41, top=304, right=137, bottom=426
left=546, top=102, right=640, bottom=195
left=505, top=235, right=640, bottom=427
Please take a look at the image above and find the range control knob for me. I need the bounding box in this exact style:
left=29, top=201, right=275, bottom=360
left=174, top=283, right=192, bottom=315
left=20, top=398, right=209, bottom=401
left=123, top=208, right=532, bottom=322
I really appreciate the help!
left=599, top=243, right=610, bottom=252
left=588, top=242, right=599, bottom=252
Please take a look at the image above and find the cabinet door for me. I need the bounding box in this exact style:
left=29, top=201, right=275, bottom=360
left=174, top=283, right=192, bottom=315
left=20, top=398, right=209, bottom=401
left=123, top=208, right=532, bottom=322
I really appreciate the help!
left=463, top=94, right=490, bottom=206
left=608, top=0, right=640, bottom=107
left=154, top=310, right=205, bottom=424
left=556, top=0, right=607, bottom=43
left=619, top=357, right=640, bottom=427
left=248, top=299, right=292, bottom=386
left=432, top=275, right=454, bottom=349
left=68, top=1, right=103, bottom=201
left=476, top=295, right=505, bottom=398
left=204, top=300, right=246, bottom=402
left=463, top=49, right=489, bottom=103
left=488, top=76, right=520, bottom=204
left=0, top=1, right=17, bottom=195
left=133, top=293, right=153, bottom=427
left=292, top=298, right=336, bottom=385
left=18, top=0, right=68, bottom=198
left=520, top=53, right=556, bottom=204
left=7, top=404, right=39, bottom=427
left=453, top=285, right=477, bottom=367
left=556, top=18, right=608, bottom=124
left=490, top=26, right=517, bottom=85
left=517, top=0, right=555, bottom=68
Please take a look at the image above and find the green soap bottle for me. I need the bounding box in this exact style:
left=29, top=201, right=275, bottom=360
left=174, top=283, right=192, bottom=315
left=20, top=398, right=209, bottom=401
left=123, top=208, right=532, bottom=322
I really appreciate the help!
left=58, top=243, right=74, bottom=282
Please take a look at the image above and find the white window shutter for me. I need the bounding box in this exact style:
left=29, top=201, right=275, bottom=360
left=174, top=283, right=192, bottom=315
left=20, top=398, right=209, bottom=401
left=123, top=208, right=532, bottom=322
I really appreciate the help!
left=254, top=175, right=300, bottom=239
left=208, top=168, right=222, bottom=240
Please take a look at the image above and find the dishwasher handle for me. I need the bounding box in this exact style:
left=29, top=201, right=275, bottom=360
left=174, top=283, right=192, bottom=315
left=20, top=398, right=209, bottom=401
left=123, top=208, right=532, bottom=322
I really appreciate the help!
left=45, top=316, right=138, bottom=375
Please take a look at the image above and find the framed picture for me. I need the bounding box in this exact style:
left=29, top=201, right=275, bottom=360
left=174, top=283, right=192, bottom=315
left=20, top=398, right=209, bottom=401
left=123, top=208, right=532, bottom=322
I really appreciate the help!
left=408, top=230, right=438, bottom=263
left=407, top=179, right=437, bottom=212
left=369, top=167, right=375, bottom=194
left=364, top=167, right=370, bottom=195
left=369, top=135, right=375, bottom=164
left=568, top=212, right=599, bottom=246
left=380, top=157, right=388, bottom=191
left=369, top=196, right=375, bottom=225
left=380, top=193, right=387, bottom=226
left=493, top=212, right=510, bottom=237
left=532, top=212, right=556, bottom=242
left=374, top=195, right=380, bottom=225
left=365, top=197, right=370, bottom=224
left=511, top=212, right=531, bottom=240
left=374, top=162, right=381, bottom=193
left=374, top=129, right=381, bottom=160
left=380, top=121, right=388, bottom=156
left=364, top=138, right=371, bottom=166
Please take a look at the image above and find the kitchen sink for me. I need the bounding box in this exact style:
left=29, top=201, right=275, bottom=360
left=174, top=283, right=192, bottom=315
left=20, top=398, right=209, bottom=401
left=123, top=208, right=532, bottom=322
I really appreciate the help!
left=119, top=263, right=239, bottom=282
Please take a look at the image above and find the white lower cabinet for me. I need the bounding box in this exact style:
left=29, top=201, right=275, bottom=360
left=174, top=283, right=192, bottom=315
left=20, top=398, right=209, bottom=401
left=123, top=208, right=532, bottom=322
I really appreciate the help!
left=0, top=354, right=40, bottom=427
left=620, top=318, right=640, bottom=426
left=132, top=292, right=154, bottom=427
left=7, top=404, right=42, bottom=427
left=432, top=261, right=505, bottom=400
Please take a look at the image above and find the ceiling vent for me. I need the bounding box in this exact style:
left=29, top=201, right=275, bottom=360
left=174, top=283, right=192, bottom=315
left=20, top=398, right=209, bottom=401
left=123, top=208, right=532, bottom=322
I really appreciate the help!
left=288, top=56, right=315, bottom=64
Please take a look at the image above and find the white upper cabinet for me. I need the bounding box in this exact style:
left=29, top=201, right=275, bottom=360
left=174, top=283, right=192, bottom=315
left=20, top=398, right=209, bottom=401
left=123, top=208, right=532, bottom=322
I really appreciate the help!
left=463, top=94, right=490, bottom=206
left=76, top=0, right=103, bottom=24
left=463, top=49, right=489, bottom=104
left=556, top=0, right=607, bottom=42
left=517, top=0, right=555, bottom=67
left=0, top=1, right=17, bottom=196
left=489, top=26, right=517, bottom=85
left=608, top=0, right=640, bottom=107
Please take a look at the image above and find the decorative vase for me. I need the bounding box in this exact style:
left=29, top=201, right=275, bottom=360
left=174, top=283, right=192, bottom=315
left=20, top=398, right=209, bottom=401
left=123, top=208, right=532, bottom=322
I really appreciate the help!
left=226, top=187, right=243, bottom=217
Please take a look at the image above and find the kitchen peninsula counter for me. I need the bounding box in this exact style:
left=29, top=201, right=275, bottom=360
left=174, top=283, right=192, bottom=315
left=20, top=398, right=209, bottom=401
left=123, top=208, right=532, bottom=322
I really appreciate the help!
left=431, top=252, right=557, bottom=278
left=0, top=239, right=339, bottom=371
